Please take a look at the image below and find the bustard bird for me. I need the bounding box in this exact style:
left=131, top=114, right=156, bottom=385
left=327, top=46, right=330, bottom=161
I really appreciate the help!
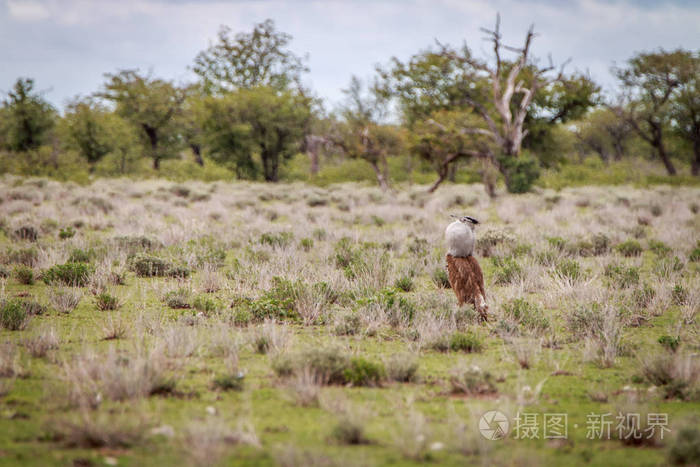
left=445, top=215, right=488, bottom=321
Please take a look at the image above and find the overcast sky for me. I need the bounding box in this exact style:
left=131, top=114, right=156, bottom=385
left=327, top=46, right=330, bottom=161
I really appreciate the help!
left=1, top=0, right=698, bottom=111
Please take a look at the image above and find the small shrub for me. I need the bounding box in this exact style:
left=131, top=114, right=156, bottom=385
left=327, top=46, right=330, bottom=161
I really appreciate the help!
left=330, top=415, right=368, bottom=445
left=0, top=300, right=30, bottom=330
left=212, top=373, right=245, bottom=391
left=299, top=238, right=314, bottom=252
left=502, top=298, right=550, bottom=335
left=192, top=295, right=217, bottom=314
left=43, top=263, right=92, bottom=286
left=48, top=287, right=83, bottom=314
left=449, top=364, right=497, bottom=395
left=565, top=303, right=604, bottom=339
left=95, top=293, right=120, bottom=311
left=13, top=265, right=34, bottom=285
left=12, top=226, right=38, bottom=242
left=689, top=244, right=700, bottom=262
left=68, top=248, right=93, bottom=263
left=672, top=285, right=689, bottom=306
left=448, top=331, right=483, bottom=353
left=4, top=247, right=38, bottom=266
left=384, top=353, right=419, bottom=383
left=333, top=312, right=361, bottom=336
left=58, top=227, right=75, bottom=239
left=260, top=231, right=294, bottom=248
left=638, top=353, right=699, bottom=400
left=492, top=256, right=523, bottom=285
left=431, top=268, right=451, bottom=289
left=547, top=236, right=568, bottom=252
left=604, top=263, right=640, bottom=288
left=163, top=289, right=191, bottom=309
left=648, top=239, right=672, bottom=257
left=273, top=347, right=351, bottom=385
left=554, top=258, right=582, bottom=282
left=343, top=358, right=385, bottom=387
left=658, top=335, right=680, bottom=353
left=591, top=233, right=611, bottom=255
left=632, top=284, right=656, bottom=309
left=476, top=229, right=515, bottom=257
left=394, top=275, right=413, bottom=292
left=668, top=425, right=700, bottom=466
left=616, top=240, right=643, bottom=257
left=129, top=254, right=189, bottom=278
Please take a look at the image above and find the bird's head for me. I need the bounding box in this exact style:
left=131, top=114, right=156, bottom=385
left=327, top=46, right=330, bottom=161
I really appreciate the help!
left=450, top=214, right=480, bottom=226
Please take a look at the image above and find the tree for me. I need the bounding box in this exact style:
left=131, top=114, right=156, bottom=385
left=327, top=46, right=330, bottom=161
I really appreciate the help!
left=411, top=110, right=489, bottom=192
left=574, top=108, right=632, bottom=162
left=670, top=51, right=700, bottom=175
left=380, top=16, right=572, bottom=193
left=0, top=78, right=55, bottom=152
left=193, top=19, right=308, bottom=94
left=60, top=98, right=139, bottom=173
left=612, top=49, right=692, bottom=175
left=179, top=85, right=208, bottom=166
left=334, top=76, right=402, bottom=191
left=99, top=70, right=185, bottom=170
left=203, top=86, right=310, bottom=181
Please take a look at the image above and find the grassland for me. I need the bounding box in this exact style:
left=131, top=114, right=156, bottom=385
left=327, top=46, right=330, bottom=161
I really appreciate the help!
left=0, top=175, right=699, bottom=466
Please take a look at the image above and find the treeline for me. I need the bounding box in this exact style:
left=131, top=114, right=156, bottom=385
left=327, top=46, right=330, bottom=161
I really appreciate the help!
left=0, top=17, right=698, bottom=193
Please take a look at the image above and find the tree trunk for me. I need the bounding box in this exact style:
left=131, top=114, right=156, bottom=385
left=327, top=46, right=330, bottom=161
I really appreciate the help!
left=309, top=148, right=319, bottom=175
left=262, top=152, right=279, bottom=182
left=656, top=142, right=676, bottom=176
left=370, top=161, right=389, bottom=191
left=191, top=144, right=204, bottom=166
left=447, top=163, right=457, bottom=182
left=692, top=138, right=700, bottom=176
left=153, top=157, right=160, bottom=170
left=428, top=165, right=448, bottom=193
left=143, top=125, right=160, bottom=170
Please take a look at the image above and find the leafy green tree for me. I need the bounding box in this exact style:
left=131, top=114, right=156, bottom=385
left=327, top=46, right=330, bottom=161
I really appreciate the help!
left=334, top=76, right=403, bottom=191
left=669, top=50, right=700, bottom=175
left=378, top=16, right=579, bottom=193
left=202, top=86, right=311, bottom=181
left=411, top=109, right=490, bottom=192
left=179, top=85, right=208, bottom=166
left=0, top=78, right=55, bottom=152
left=193, top=19, right=308, bottom=93
left=612, top=49, right=690, bottom=175
left=99, top=70, right=185, bottom=170
left=60, top=98, right=140, bottom=173
left=574, top=108, right=632, bottom=162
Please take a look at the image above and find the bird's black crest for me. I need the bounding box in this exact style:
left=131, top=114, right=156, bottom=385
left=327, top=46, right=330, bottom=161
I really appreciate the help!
left=450, top=214, right=479, bottom=224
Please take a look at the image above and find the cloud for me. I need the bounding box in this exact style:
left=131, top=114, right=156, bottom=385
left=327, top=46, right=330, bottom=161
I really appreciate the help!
left=0, top=0, right=698, bottom=109
left=6, top=0, right=50, bottom=21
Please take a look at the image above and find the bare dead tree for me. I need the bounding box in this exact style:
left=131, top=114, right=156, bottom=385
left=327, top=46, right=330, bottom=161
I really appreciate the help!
left=437, top=15, right=568, bottom=189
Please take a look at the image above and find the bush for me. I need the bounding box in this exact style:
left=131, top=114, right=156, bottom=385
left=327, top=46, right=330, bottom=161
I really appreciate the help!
left=554, top=258, right=582, bottom=281
left=68, top=248, right=93, bottom=263
left=58, top=227, right=75, bottom=239
left=330, top=416, right=368, bottom=445
left=672, top=285, right=689, bottom=306
left=394, top=275, right=413, bottom=292
left=668, top=425, right=700, bottom=466
left=212, top=373, right=245, bottom=392
left=384, top=353, right=419, bottom=383
left=95, top=293, right=120, bottom=311
left=192, top=295, right=217, bottom=314
left=448, top=331, right=483, bottom=353
left=616, top=240, right=643, bottom=257
left=658, top=335, right=680, bottom=353
left=604, top=263, right=640, bottom=288
left=0, top=300, right=30, bottom=331
left=163, top=289, right=191, bottom=309
left=48, top=287, right=83, bottom=314
left=343, top=358, right=385, bottom=387
left=299, top=238, right=314, bottom=252
left=632, top=284, right=656, bottom=309
left=333, top=312, right=361, bottom=336
left=4, top=247, right=38, bottom=266
left=591, top=233, right=611, bottom=255
left=449, top=364, right=497, bottom=395
left=129, top=254, right=189, bottom=278
left=43, top=263, right=92, bottom=286
left=492, top=256, right=523, bottom=285
left=565, top=303, right=604, bottom=338
left=431, top=268, right=451, bottom=289
left=502, top=298, right=550, bottom=334
left=500, top=154, right=540, bottom=194
left=12, top=225, right=38, bottom=242
left=14, top=265, right=34, bottom=285
left=648, top=239, right=672, bottom=257
left=259, top=231, right=294, bottom=248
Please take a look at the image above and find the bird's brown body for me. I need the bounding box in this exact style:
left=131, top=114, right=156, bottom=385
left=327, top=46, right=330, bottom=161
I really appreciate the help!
left=446, top=254, right=488, bottom=321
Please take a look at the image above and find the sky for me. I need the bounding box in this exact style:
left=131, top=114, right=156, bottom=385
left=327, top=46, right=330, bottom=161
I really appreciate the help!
left=0, top=0, right=698, bottom=112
